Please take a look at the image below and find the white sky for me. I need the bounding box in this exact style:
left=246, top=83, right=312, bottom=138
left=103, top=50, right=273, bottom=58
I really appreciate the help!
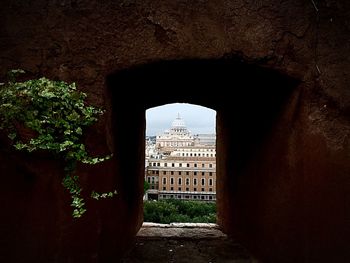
left=146, top=103, right=216, bottom=136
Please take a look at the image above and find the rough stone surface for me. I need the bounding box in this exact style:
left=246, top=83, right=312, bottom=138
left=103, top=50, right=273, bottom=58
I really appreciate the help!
left=143, top=222, right=219, bottom=228
left=0, top=1, right=349, bottom=263
left=137, top=223, right=226, bottom=239
left=122, top=226, right=255, bottom=263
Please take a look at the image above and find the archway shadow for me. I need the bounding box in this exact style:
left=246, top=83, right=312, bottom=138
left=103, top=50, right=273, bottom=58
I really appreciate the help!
left=106, top=58, right=300, bottom=237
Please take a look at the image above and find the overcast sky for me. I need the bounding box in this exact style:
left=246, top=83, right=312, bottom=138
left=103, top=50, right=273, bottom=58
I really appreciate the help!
left=146, top=103, right=216, bottom=136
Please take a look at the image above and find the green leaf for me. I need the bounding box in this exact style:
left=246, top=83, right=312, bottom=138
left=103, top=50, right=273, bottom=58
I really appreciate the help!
left=75, top=127, right=82, bottom=135
left=1, top=70, right=114, bottom=219
left=8, top=133, right=16, bottom=140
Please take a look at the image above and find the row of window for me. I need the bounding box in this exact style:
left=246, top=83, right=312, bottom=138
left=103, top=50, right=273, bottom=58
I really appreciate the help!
left=162, top=187, right=214, bottom=192
left=176, top=148, right=215, bottom=152
left=147, top=177, right=158, bottom=183
left=177, top=153, right=215, bottom=157
left=149, top=170, right=214, bottom=176
left=147, top=177, right=215, bottom=186
left=166, top=177, right=214, bottom=186
left=159, top=194, right=215, bottom=200
left=151, top=162, right=214, bottom=168
left=156, top=140, right=193, bottom=147
left=160, top=142, right=192, bottom=146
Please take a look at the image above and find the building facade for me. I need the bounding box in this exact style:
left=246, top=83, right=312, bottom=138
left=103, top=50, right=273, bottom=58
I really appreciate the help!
left=146, top=156, right=216, bottom=201
left=146, top=114, right=216, bottom=201
left=155, top=114, right=194, bottom=152
left=194, top=133, right=216, bottom=146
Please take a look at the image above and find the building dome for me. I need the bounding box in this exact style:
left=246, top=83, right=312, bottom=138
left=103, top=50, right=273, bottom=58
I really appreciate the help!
left=171, top=114, right=186, bottom=128
left=169, top=114, right=190, bottom=135
left=155, top=113, right=194, bottom=148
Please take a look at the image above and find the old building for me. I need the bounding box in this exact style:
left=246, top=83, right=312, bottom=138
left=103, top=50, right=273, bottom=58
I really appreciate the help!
left=156, top=114, right=195, bottom=152
left=146, top=114, right=216, bottom=201
left=194, top=133, right=216, bottom=146
left=146, top=156, right=216, bottom=201
left=170, top=146, right=216, bottom=158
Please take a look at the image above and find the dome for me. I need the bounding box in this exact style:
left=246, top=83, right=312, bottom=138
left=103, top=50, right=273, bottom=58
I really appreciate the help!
left=171, top=114, right=186, bottom=128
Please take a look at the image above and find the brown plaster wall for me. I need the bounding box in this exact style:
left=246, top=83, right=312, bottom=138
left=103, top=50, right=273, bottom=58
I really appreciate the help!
left=217, top=84, right=350, bottom=262
left=0, top=0, right=349, bottom=262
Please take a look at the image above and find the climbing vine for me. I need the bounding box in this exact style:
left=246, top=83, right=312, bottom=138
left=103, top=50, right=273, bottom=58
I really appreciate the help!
left=0, top=69, right=116, bottom=218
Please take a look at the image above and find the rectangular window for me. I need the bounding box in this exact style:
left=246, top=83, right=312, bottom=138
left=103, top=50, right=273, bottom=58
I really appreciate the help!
left=186, top=187, right=189, bottom=191
left=209, top=188, right=213, bottom=192
left=179, top=171, right=182, bottom=175
left=171, top=171, right=174, bottom=175
left=201, top=178, right=205, bottom=185
left=164, top=163, right=167, bottom=167
left=201, top=188, right=204, bottom=191
left=194, top=172, right=197, bottom=176
left=209, top=179, right=213, bottom=186
left=209, top=172, right=213, bottom=176
left=194, top=188, right=197, bottom=192
left=209, top=164, right=213, bottom=168
left=194, top=163, right=197, bottom=167
left=186, top=171, right=189, bottom=175
left=178, top=187, right=181, bottom=191
left=187, top=163, right=190, bottom=167
left=194, top=178, right=197, bottom=185
left=170, top=178, right=174, bottom=185
left=163, top=171, right=166, bottom=175
left=202, top=164, right=205, bottom=168
left=163, top=178, right=166, bottom=185
left=163, top=187, right=166, bottom=190
left=178, top=178, right=182, bottom=185
left=172, top=163, right=175, bottom=167
left=157, top=163, right=160, bottom=166
left=186, top=178, right=189, bottom=185
left=179, top=163, right=182, bottom=167
left=202, top=172, right=205, bottom=176
left=170, top=187, right=174, bottom=191
left=147, top=177, right=150, bottom=183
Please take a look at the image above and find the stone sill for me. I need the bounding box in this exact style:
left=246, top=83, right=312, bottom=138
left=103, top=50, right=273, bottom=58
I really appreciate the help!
left=142, top=222, right=219, bottom=228
left=138, top=223, right=225, bottom=239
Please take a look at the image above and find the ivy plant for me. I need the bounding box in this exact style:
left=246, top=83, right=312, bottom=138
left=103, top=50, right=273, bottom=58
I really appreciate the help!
left=0, top=69, right=115, bottom=218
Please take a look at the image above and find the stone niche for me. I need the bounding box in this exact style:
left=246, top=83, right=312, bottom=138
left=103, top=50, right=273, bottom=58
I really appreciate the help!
left=0, top=0, right=349, bottom=262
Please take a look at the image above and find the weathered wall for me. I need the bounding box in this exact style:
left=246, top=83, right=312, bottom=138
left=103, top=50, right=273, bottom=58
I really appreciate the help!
left=0, top=0, right=349, bottom=262
left=217, top=82, right=350, bottom=262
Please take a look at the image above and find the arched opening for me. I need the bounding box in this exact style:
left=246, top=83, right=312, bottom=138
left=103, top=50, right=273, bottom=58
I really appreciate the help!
left=107, top=58, right=299, bottom=261
left=144, top=103, right=217, bottom=224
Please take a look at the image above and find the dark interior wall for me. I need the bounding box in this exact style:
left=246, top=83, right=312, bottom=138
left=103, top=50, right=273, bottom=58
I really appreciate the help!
left=108, top=60, right=309, bottom=262
left=0, top=0, right=349, bottom=263
left=217, top=84, right=350, bottom=263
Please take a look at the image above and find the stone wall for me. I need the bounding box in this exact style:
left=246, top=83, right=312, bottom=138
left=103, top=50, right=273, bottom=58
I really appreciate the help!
left=0, top=0, right=349, bottom=262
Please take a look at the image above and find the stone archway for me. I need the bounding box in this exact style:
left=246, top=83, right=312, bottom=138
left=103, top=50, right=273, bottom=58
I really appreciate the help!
left=107, top=58, right=300, bottom=261
left=1, top=1, right=349, bottom=262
